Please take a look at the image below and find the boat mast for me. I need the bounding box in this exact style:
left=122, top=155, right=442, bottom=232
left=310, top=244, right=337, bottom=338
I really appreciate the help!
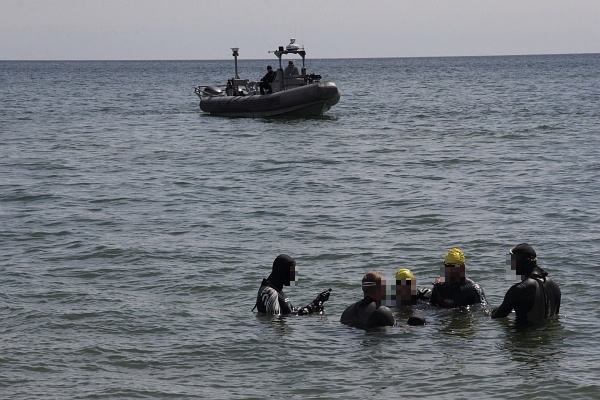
left=231, top=47, right=239, bottom=79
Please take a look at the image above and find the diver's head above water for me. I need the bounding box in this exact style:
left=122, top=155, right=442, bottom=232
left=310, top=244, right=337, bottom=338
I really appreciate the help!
left=443, top=248, right=467, bottom=283
left=362, top=271, right=386, bottom=305
left=395, top=268, right=417, bottom=304
left=268, top=254, right=297, bottom=289
left=509, top=243, right=545, bottom=277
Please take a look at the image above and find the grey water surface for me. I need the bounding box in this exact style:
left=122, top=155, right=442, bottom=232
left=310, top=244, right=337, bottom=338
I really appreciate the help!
left=1, top=54, right=600, bottom=399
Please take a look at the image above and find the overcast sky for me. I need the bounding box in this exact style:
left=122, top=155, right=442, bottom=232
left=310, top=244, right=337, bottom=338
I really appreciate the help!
left=1, top=0, right=599, bottom=60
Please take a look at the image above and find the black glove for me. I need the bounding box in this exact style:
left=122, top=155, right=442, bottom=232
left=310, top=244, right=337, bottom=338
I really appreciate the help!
left=298, top=289, right=331, bottom=315
left=316, top=288, right=332, bottom=303
left=297, top=300, right=323, bottom=315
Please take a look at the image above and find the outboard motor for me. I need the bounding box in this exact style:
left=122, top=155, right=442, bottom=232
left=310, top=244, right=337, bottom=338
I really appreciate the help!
left=203, top=85, right=223, bottom=96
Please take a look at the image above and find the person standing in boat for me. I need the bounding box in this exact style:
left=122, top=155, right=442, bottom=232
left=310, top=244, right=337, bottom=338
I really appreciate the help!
left=259, top=65, right=276, bottom=95
left=284, top=60, right=299, bottom=76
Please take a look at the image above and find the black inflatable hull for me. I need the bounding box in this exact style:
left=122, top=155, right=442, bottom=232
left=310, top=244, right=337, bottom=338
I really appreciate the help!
left=199, top=82, right=340, bottom=117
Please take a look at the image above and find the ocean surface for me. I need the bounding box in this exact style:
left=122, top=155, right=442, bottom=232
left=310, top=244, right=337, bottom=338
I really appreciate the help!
left=1, top=53, right=600, bottom=399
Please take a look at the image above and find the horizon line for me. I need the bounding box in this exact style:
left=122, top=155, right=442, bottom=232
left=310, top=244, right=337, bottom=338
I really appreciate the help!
left=1, top=51, right=598, bottom=62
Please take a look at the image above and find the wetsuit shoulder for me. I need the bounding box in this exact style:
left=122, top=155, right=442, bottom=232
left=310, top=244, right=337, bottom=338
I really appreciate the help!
left=340, top=299, right=366, bottom=325
left=367, top=305, right=395, bottom=327
left=340, top=301, right=358, bottom=325
left=464, top=279, right=487, bottom=305
left=341, top=299, right=394, bottom=327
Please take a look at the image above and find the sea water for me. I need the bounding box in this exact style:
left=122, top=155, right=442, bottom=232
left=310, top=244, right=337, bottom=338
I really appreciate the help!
left=1, top=54, right=600, bottom=399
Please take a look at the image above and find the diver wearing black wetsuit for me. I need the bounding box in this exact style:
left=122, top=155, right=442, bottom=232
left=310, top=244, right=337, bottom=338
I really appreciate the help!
left=429, top=248, right=487, bottom=308
left=429, top=278, right=487, bottom=308
left=340, top=297, right=395, bottom=327
left=340, top=272, right=395, bottom=328
left=254, top=254, right=330, bottom=315
left=492, top=243, right=561, bottom=324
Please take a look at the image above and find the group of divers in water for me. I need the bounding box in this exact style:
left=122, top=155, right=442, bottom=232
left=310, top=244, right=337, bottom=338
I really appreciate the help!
left=253, top=243, right=561, bottom=328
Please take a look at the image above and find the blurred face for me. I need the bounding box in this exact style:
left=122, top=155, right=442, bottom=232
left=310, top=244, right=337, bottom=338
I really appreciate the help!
left=508, top=252, right=517, bottom=270
left=505, top=252, right=518, bottom=279
left=380, top=279, right=387, bottom=299
left=395, top=279, right=417, bottom=303
left=376, top=278, right=386, bottom=300
left=289, top=264, right=297, bottom=286
left=444, top=264, right=466, bottom=283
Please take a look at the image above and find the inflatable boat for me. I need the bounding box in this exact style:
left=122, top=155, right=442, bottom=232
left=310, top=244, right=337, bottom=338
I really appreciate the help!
left=194, top=39, right=341, bottom=118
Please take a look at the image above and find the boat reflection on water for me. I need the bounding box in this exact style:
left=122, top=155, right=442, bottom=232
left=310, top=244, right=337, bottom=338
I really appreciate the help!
left=194, top=39, right=341, bottom=118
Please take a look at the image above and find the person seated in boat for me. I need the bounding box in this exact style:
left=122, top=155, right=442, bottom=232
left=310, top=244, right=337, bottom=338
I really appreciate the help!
left=259, top=65, right=276, bottom=95
left=340, top=271, right=395, bottom=328
left=284, top=60, right=299, bottom=76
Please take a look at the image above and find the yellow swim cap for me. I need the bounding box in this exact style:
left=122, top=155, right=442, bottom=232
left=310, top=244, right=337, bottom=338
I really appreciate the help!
left=395, top=268, right=414, bottom=280
left=444, top=248, right=465, bottom=265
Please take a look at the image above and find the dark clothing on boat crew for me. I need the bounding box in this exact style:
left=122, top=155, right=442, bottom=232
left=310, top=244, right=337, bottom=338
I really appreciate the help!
left=429, top=278, right=487, bottom=308
left=491, top=265, right=561, bottom=324
left=340, top=297, right=395, bottom=328
left=284, top=62, right=299, bottom=76
left=254, top=254, right=328, bottom=315
left=259, top=67, right=276, bottom=94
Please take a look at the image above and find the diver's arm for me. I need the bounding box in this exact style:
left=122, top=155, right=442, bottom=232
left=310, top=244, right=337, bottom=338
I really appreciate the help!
left=417, top=287, right=432, bottom=300
left=296, top=300, right=324, bottom=315
left=491, top=286, right=519, bottom=319
left=278, top=291, right=295, bottom=315
left=296, top=288, right=332, bottom=316
left=473, top=284, right=487, bottom=305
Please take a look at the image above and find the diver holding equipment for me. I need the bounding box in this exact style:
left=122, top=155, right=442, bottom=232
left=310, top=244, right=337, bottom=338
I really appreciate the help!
left=254, top=254, right=331, bottom=315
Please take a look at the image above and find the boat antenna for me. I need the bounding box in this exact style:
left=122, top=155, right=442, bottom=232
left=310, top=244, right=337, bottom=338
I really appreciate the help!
left=231, top=47, right=239, bottom=79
